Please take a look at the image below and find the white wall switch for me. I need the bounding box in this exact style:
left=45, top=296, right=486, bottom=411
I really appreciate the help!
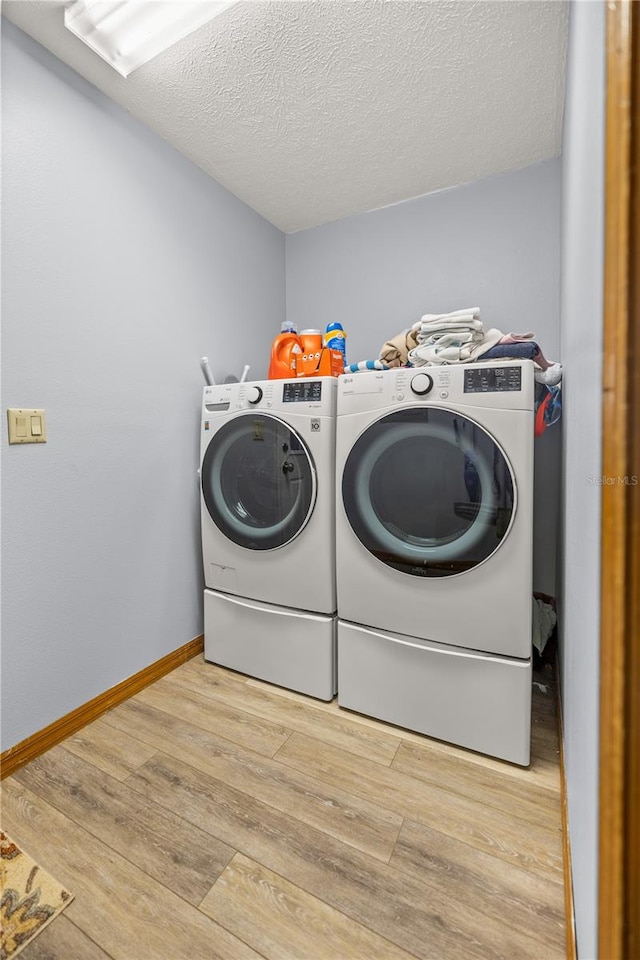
left=7, top=408, right=47, bottom=444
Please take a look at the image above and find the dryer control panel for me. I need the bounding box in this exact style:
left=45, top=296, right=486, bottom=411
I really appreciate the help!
left=464, top=366, right=522, bottom=393
left=337, top=361, right=534, bottom=414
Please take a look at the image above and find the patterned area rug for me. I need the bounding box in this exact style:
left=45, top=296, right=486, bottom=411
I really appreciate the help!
left=1, top=831, right=74, bottom=959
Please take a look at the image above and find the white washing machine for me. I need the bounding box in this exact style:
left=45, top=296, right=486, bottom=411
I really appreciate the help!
left=200, top=377, right=337, bottom=700
left=335, top=362, right=534, bottom=764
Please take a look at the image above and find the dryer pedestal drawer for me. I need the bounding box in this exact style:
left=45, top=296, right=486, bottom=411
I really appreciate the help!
left=337, top=619, right=531, bottom=765
left=205, top=589, right=337, bottom=700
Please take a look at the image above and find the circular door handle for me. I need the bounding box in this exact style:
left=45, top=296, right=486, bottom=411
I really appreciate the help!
left=282, top=460, right=294, bottom=474
left=410, top=373, right=434, bottom=395
left=246, top=386, right=263, bottom=404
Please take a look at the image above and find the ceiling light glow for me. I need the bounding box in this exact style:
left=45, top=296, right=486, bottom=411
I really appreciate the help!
left=64, top=0, right=237, bottom=78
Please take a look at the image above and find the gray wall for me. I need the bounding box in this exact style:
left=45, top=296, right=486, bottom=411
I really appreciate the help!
left=1, top=21, right=285, bottom=752
left=286, top=160, right=562, bottom=595
left=1, top=17, right=600, bottom=950
left=559, top=3, right=605, bottom=957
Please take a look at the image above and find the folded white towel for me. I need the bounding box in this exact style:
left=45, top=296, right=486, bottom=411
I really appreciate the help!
left=417, top=331, right=479, bottom=350
left=414, top=319, right=484, bottom=340
left=419, top=307, right=481, bottom=323
left=408, top=327, right=504, bottom=366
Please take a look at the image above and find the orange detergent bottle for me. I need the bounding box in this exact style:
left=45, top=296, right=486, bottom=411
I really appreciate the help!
left=268, top=322, right=303, bottom=379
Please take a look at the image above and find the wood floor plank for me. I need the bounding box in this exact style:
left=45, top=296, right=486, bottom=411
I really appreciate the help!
left=163, top=660, right=401, bottom=766
left=61, top=716, right=156, bottom=781
left=274, top=732, right=564, bottom=882
left=530, top=722, right=562, bottom=763
left=124, top=750, right=559, bottom=960
left=18, top=915, right=114, bottom=960
left=2, top=778, right=262, bottom=960
left=530, top=721, right=563, bottom=758
left=391, top=739, right=561, bottom=824
left=390, top=819, right=565, bottom=955
left=133, top=676, right=291, bottom=757
left=200, top=852, right=418, bottom=960
left=4, top=659, right=565, bottom=960
left=105, top=698, right=402, bottom=862
left=12, top=749, right=235, bottom=907
left=390, top=726, right=560, bottom=798
left=244, top=670, right=561, bottom=789
left=531, top=707, right=558, bottom=735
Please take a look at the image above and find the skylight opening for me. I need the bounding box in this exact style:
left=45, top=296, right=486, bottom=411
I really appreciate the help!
left=64, top=1, right=238, bottom=78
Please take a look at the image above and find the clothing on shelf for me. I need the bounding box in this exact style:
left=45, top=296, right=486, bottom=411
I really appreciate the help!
left=499, top=332, right=536, bottom=344
left=344, top=359, right=389, bottom=373
left=481, top=342, right=539, bottom=362
left=408, top=327, right=505, bottom=366
left=378, top=309, right=563, bottom=390
left=407, top=308, right=501, bottom=366
left=379, top=327, right=419, bottom=368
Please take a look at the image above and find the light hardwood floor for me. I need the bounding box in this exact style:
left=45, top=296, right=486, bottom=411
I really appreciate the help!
left=2, top=656, right=565, bottom=960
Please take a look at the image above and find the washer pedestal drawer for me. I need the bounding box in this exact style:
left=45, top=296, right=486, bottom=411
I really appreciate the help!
left=337, top=619, right=531, bottom=765
left=204, top=589, right=337, bottom=700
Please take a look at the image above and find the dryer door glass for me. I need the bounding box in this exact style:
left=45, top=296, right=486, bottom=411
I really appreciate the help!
left=342, top=407, right=515, bottom=577
left=202, top=414, right=317, bottom=550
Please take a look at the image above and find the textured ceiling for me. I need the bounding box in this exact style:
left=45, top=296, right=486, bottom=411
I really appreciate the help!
left=2, top=1, right=568, bottom=233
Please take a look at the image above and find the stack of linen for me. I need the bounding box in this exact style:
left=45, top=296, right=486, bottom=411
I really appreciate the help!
left=378, top=307, right=563, bottom=386
left=407, top=308, right=503, bottom=366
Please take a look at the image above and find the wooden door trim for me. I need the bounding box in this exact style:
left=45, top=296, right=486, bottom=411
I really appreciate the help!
left=599, top=1, right=640, bottom=957
left=557, top=677, right=577, bottom=960
left=624, top=7, right=640, bottom=951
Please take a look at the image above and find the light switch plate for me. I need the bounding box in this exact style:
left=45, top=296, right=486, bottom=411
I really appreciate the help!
left=7, top=408, right=47, bottom=444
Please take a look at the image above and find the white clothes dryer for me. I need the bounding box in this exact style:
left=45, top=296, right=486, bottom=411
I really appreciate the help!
left=200, top=377, right=337, bottom=700
left=335, top=362, right=534, bottom=763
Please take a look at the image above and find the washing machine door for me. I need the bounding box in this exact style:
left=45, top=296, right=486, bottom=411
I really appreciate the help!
left=342, top=407, right=516, bottom=577
left=202, top=413, right=317, bottom=550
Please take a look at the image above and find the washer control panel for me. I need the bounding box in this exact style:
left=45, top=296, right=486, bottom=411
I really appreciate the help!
left=203, top=378, right=336, bottom=418
left=283, top=380, right=322, bottom=403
